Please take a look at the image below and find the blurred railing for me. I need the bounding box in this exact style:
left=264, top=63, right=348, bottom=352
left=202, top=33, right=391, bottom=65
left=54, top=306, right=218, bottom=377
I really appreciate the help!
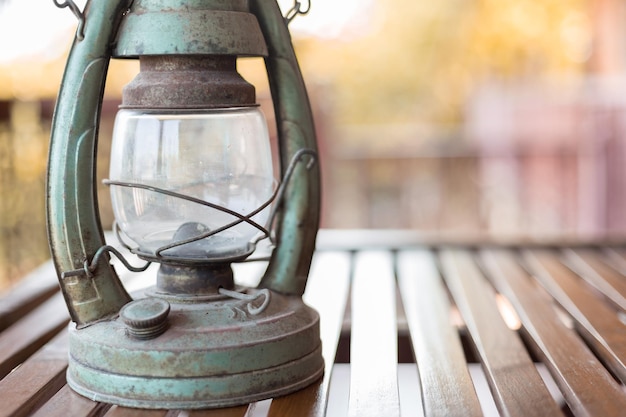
left=324, top=143, right=622, bottom=238
left=322, top=79, right=626, bottom=240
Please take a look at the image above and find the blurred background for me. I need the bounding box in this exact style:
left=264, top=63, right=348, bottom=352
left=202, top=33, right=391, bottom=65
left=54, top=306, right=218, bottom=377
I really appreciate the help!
left=1, top=0, right=625, bottom=290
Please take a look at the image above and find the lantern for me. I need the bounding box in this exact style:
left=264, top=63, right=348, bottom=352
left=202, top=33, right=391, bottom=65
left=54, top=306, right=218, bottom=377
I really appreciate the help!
left=47, top=0, right=322, bottom=409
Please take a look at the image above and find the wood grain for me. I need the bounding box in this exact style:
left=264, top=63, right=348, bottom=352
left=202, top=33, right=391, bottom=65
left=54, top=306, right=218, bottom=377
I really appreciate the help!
left=0, top=331, right=68, bottom=417
left=4, top=231, right=626, bottom=417
left=187, top=405, right=250, bottom=417
left=348, top=251, right=400, bottom=417
left=563, top=248, right=626, bottom=312
left=30, top=385, right=110, bottom=417
left=268, top=251, right=352, bottom=417
left=439, top=249, right=561, bottom=417
left=104, top=406, right=170, bottom=417
left=524, top=250, right=626, bottom=384
left=397, top=250, right=482, bottom=417
left=0, top=262, right=58, bottom=331
left=0, top=292, right=69, bottom=379
left=481, top=249, right=626, bottom=416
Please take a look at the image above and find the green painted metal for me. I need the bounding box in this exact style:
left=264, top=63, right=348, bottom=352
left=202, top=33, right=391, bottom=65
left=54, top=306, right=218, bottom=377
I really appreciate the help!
left=252, top=0, right=321, bottom=296
left=47, top=0, right=133, bottom=326
left=113, top=0, right=267, bottom=58
left=68, top=345, right=322, bottom=409
left=66, top=289, right=323, bottom=408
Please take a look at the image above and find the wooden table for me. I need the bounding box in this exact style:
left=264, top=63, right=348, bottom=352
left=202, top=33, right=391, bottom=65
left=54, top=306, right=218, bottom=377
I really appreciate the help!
left=1, top=230, right=626, bottom=416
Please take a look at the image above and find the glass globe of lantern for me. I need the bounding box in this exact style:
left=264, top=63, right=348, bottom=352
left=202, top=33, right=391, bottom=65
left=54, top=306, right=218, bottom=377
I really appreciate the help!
left=109, top=107, right=275, bottom=262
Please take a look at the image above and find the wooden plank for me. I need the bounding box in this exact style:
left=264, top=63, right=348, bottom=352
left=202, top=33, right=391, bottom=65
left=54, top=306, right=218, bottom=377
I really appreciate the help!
left=439, top=249, right=561, bottom=417
left=348, top=251, right=399, bottom=417
left=480, top=249, right=626, bottom=416
left=0, top=292, right=69, bottom=379
left=0, top=261, right=58, bottom=331
left=397, top=250, right=482, bottom=417
left=103, top=406, right=169, bottom=417
left=602, top=247, right=626, bottom=275
left=0, top=331, right=68, bottom=417
left=268, top=251, right=352, bottom=417
left=564, top=248, right=626, bottom=311
left=187, top=405, right=251, bottom=417
left=30, top=385, right=109, bottom=417
left=524, top=250, right=626, bottom=384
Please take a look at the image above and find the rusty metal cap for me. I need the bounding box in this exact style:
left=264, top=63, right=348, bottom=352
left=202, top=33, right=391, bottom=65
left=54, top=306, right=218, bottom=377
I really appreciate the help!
left=113, top=0, right=268, bottom=58
left=121, top=55, right=256, bottom=109
left=120, top=298, right=171, bottom=340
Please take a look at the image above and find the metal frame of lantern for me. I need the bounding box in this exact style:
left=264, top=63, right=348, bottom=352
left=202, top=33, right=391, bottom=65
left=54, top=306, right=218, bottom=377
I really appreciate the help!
left=47, top=0, right=322, bottom=409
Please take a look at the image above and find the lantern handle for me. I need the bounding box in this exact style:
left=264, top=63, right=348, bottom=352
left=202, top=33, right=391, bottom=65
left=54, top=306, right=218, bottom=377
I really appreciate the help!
left=53, top=0, right=85, bottom=40
left=251, top=0, right=321, bottom=295
left=284, top=0, right=311, bottom=25
left=47, top=0, right=134, bottom=326
left=61, top=245, right=151, bottom=280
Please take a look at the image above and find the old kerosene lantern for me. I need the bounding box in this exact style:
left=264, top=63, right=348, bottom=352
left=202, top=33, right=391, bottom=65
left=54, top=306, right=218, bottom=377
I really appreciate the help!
left=47, top=0, right=322, bottom=409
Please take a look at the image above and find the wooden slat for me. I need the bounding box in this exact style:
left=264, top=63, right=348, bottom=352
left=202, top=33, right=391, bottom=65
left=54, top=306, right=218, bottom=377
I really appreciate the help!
left=0, top=261, right=58, bottom=331
left=268, top=251, right=352, bottom=417
left=480, top=249, right=626, bottom=416
left=0, top=292, right=69, bottom=379
left=0, top=331, right=68, bottom=417
left=348, top=251, right=399, bottom=417
left=610, top=244, right=626, bottom=264
left=602, top=247, right=626, bottom=277
left=524, top=250, right=626, bottom=384
left=187, top=405, right=251, bottom=417
left=397, top=250, right=482, bottom=417
left=104, top=406, right=169, bottom=417
left=30, top=385, right=110, bottom=417
left=563, top=248, right=626, bottom=311
left=439, top=249, right=561, bottom=417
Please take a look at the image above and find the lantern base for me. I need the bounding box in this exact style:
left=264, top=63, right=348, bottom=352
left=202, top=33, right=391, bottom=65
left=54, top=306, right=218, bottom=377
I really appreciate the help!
left=65, top=288, right=323, bottom=409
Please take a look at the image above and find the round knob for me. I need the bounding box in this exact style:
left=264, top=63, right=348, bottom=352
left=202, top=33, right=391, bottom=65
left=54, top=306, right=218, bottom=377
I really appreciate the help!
left=120, top=298, right=170, bottom=340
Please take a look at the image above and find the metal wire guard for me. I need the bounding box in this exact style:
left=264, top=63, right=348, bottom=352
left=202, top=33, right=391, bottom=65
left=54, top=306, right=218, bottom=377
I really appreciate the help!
left=103, top=148, right=317, bottom=264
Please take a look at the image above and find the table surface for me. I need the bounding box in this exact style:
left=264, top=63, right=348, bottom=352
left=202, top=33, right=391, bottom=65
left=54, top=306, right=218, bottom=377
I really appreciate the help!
left=1, top=229, right=626, bottom=417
